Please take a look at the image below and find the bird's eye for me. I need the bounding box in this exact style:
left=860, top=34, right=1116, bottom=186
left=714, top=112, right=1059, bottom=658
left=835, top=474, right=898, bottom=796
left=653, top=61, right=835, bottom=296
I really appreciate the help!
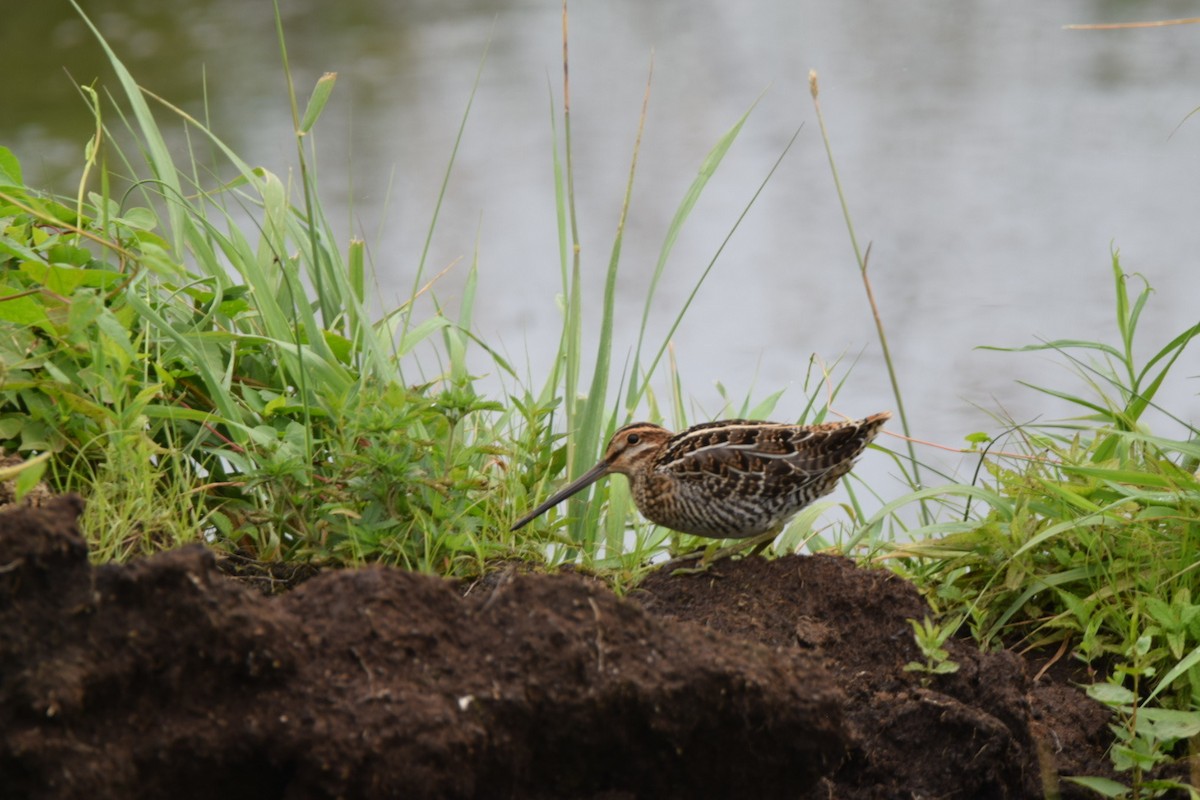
left=626, top=433, right=641, bottom=445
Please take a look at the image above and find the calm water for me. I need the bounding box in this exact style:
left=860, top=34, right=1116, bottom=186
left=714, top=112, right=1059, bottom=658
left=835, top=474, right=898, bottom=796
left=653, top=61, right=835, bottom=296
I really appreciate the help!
left=9, top=1, right=1200, bottom=514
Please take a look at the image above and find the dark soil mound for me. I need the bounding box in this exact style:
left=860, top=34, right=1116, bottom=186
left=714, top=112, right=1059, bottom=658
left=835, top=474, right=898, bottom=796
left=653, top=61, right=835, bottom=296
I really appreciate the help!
left=1, top=497, right=842, bottom=800
left=636, top=555, right=1115, bottom=798
left=0, top=496, right=1116, bottom=798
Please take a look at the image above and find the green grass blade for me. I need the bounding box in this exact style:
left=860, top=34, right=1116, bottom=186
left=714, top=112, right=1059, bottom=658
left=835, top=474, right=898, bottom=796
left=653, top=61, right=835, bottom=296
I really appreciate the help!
left=69, top=0, right=187, bottom=252
left=299, top=72, right=337, bottom=134
left=624, top=99, right=765, bottom=410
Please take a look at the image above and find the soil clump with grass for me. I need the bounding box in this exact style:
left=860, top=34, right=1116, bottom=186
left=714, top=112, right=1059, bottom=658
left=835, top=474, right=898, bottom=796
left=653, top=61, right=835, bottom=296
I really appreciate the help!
left=2, top=495, right=1115, bottom=798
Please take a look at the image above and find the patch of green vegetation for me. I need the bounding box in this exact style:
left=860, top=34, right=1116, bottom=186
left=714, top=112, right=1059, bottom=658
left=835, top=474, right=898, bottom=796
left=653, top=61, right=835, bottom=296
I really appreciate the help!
left=0, top=0, right=543, bottom=572
left=0, top=132, right=532, bottom=569
left=879, top=258, right=1200, bottom=796
left=1, top=3, right=809, bottom=576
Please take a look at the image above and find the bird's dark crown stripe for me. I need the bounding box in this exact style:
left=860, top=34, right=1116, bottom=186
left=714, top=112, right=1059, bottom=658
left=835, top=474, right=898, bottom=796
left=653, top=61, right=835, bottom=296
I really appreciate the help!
left=611, top=422, right=667, bottom=438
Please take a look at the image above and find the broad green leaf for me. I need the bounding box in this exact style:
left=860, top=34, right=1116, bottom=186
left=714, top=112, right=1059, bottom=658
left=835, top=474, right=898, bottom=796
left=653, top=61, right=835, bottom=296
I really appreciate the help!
left=117, top=206, right=158, bottom=231
left=0, top=286, right=51, bottom=328
left=0, top=146, right=23, bottom=187
left=1139, top=707, right=1200, bottom=740
left=14, top=454, right=50, bottom=500
left=322, top=330, right=354, bottom=365
left=0, top=234, right=41, bottom=262
left=1086, top=682, right=1135, bottom=706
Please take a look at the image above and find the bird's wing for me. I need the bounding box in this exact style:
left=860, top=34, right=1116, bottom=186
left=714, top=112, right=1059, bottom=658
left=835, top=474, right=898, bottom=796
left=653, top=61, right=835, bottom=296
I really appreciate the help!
left=660, top=423, right=823, bottom=483
left=660, top=421, right=866, bottom=486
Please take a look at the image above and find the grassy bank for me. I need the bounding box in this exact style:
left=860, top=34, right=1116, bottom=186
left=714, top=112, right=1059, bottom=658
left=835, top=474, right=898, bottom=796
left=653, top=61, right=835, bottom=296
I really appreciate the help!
left=3, top=6, right=1200, bottom=795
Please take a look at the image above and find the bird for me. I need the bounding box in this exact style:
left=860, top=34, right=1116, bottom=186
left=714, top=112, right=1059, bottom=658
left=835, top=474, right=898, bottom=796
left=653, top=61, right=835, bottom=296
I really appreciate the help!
left=511, top=412, right=891, bottom=556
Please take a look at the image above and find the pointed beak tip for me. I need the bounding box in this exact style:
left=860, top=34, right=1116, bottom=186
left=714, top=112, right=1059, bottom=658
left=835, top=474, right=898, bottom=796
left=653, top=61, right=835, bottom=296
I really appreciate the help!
left=509, top=460, right=612, bottom=534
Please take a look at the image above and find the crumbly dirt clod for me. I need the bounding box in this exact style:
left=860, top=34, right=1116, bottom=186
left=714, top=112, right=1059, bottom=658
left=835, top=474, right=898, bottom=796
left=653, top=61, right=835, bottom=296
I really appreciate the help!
left=0, top=497, right=1116, bottom=799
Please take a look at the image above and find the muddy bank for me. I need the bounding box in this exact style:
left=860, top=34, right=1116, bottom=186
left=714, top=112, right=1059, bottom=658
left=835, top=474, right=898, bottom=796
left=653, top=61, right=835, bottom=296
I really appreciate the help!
left=0, top=496, right=1114, bottom=798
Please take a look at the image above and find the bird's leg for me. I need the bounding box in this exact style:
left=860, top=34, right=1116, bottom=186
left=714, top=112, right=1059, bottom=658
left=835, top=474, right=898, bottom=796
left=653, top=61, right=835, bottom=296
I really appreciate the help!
left=700, top=527, right=782, bottom=564
left=664, top=527, right=783, bottom=575
left=747, top=528, right=785, bottom=557
left=660, top=538, right=727, bottom=575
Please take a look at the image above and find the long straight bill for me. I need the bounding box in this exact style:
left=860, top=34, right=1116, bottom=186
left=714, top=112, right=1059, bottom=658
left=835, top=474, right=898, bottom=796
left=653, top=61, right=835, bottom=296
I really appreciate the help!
left=510, top=460, right=612, bottom=531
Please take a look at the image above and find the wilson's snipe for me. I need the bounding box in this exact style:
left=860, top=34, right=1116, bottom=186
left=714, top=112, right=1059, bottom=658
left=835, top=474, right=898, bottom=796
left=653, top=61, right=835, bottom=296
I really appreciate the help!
left=512, top=412, right=891, bottom=549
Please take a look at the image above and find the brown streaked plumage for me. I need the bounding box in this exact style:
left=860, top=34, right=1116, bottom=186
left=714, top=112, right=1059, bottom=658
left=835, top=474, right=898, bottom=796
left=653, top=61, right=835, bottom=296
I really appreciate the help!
left=511, top=412, right=891, bottom=540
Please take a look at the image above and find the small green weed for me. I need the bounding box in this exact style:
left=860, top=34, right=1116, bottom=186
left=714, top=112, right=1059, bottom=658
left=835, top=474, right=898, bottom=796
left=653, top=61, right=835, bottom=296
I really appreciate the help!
left=1070, top=678, right=1200, bottom=799
left=902, top=615, right=962, bottom=685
